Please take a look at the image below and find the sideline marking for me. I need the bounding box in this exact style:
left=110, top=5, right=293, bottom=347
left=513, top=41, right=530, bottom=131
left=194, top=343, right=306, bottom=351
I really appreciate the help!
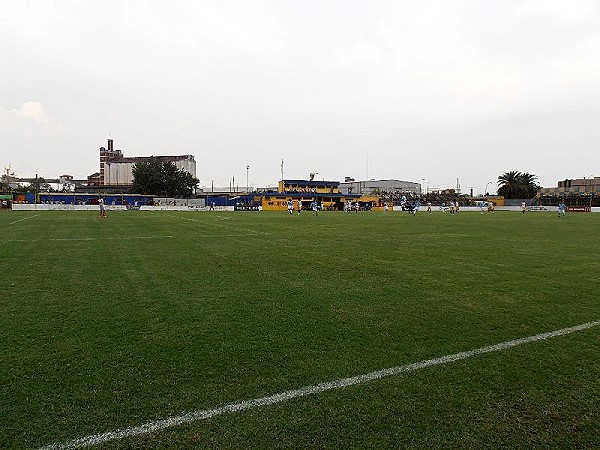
left=7, top=213, right=40, bottom=225
left=39, top=319, right=600, bottom=450
left=2, top=236, right=175, bottom=243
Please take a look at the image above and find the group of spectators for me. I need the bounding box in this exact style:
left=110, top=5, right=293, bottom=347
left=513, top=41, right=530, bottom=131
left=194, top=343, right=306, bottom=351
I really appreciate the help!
left=537, top=193, right=597, bottom=207
left=286, top=187, right=326, bottom=194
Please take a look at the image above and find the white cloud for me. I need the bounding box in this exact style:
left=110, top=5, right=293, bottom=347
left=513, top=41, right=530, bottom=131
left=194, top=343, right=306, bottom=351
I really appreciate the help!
left=10, top=101, right=51, bottom=123
left=1, top=102, right=71, bottom=139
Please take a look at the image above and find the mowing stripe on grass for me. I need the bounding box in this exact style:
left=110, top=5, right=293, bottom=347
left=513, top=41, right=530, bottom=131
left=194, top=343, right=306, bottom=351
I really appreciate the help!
left=166, top=214, right=268, bottom=235
left=8, top=213, right=40, bottom=225
left=1, top=235, right=175, bottom=243
left=39, top=319, right=600, bottom=450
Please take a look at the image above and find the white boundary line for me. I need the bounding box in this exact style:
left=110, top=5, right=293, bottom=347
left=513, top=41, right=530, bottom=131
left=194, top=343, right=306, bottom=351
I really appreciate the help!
left=7, top=213, right=40, bottom=225
left=39, top=319, right=600, bottom=450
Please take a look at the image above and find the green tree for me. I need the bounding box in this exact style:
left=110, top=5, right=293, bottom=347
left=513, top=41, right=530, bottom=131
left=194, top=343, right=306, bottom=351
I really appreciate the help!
left=497, top=171, right=540, bottom=199
left=132, top=158, right=199, bottom=196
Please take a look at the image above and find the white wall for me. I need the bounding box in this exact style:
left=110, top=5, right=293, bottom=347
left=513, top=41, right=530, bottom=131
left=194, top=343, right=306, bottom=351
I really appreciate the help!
left=12, top=204, right=235, bottom=212
left=105, top=161, right=134, bottom=185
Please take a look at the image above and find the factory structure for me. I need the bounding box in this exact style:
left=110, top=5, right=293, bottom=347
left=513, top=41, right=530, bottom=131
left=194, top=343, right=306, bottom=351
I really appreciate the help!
left=86, top=139, right=196, bottom=190
left=337, top=178, right=422, bottom=196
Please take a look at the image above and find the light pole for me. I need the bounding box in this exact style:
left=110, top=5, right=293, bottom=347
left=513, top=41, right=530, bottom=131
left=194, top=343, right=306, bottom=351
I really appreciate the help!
left=246, top=165, right=250, bottom=194
left=589, top=175, right=594, bottom=208
left=485, top=181, right=492, bottom=196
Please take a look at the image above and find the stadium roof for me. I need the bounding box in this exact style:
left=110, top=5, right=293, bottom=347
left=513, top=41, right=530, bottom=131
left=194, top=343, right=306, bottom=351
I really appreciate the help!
left=106, top=155, right=195, bottom=164
left=262, top=191, right=360, bottom=198
left=282, top=179, right=339, bottom=186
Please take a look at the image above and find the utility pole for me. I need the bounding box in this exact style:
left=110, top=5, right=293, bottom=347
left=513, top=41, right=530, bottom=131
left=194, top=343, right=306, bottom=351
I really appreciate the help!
left=246, top=165, right=250, bottom=193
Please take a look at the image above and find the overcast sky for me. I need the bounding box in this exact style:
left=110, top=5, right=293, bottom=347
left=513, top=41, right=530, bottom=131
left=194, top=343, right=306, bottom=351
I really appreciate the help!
left=2, top=0, right=599, bottom=193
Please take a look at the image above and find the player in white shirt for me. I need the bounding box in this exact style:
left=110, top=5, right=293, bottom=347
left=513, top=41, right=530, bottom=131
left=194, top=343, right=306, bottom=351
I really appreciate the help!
left=98, top=197, right=106, bottom=218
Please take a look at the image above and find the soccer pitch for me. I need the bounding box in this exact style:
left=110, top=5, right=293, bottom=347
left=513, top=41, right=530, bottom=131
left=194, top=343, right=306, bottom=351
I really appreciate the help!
left=1, top=210, right=599, bottom=449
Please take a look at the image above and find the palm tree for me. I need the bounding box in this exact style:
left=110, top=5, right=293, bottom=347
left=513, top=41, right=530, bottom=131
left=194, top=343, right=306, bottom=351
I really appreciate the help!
left=497, top=171, right=540, bottom=199
left=497, top=171, right=525, bottom=199
left=518, top=172, right=540, bottom=198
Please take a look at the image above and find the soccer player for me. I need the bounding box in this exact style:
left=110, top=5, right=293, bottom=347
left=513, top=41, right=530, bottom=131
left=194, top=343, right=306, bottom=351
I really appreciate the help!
left=287, top=199, right=294, bottom=215
left=383, top=201, right=388, bottom=214
left=558, top=201, right=566, bottom=217
left=297, top=199, right=302, bottom=215
left=311, top=200, right=318, bottom=216
left=477, top=201, right=487, bottom=214
left=427, top=202, right=432, bottom=214
left=413, top=200, right=421, bottom=215
left=98, top=197, right=106, bottom=218
left=521, top=201, right=527, bottom=214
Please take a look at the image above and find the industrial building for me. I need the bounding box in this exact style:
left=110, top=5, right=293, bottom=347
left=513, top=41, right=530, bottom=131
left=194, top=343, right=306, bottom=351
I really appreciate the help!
left=338, top=179, right=422, bottom=195
left=87, top=139, right=196, bottom=189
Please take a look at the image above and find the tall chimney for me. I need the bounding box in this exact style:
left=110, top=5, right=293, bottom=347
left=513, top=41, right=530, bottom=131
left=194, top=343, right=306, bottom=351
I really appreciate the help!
left=108, top=139, right=114, bottom=152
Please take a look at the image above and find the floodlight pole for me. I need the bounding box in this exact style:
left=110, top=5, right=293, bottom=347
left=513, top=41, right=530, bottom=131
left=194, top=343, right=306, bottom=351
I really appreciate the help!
left=246, top=165, right=250, bottom=194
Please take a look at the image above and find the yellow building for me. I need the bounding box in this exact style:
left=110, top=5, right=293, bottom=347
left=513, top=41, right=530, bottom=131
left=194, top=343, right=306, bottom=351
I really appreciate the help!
left=483, top=195, right=505, bottom=206
left=260, top=179, right=380, bottom=211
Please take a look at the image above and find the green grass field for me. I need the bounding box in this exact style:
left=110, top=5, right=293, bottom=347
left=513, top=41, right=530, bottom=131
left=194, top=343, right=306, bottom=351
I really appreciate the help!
left=1, top=210, right=599, bottom=449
